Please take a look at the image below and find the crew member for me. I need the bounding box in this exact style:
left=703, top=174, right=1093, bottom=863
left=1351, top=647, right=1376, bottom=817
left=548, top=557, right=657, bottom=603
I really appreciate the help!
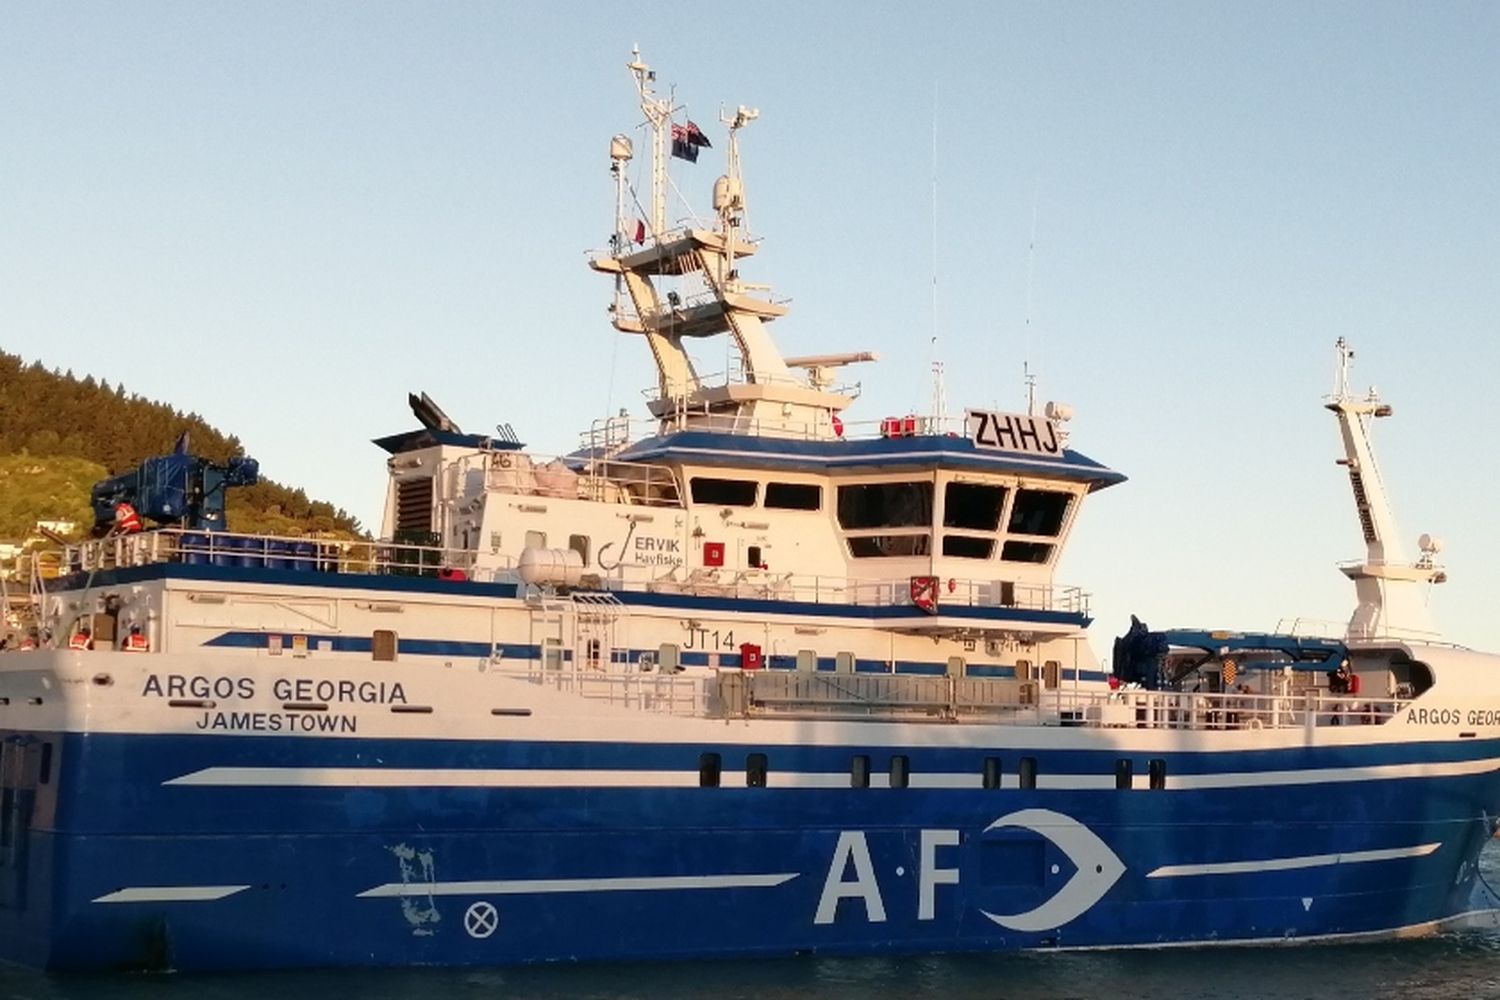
left=1327, top=660, right=1354, bottom=724
left=114, top=502, right=143, bottom=534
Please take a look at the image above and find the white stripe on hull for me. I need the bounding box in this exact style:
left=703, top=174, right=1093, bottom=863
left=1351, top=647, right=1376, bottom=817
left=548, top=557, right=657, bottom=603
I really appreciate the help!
left=1146, top=842, right=1440, bottom=878
left=164, top=756, right=1500, bottom=790
left=92, top=885, right=252, bottom=904
left=357, top=872, right=798, bottom=898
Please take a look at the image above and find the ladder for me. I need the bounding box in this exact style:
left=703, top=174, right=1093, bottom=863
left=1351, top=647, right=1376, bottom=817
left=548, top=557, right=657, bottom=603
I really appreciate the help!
left=526, top=591, right=574, bottom=672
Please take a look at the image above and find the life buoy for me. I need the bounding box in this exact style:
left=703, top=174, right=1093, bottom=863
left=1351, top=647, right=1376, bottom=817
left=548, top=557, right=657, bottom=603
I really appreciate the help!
left=947, top=578, right=957, bottom=593
left=830, top=413, right=844, bottom=438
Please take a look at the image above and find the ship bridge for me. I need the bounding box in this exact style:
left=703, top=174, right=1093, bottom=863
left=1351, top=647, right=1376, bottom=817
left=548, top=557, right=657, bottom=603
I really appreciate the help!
left=604, top=409, right=1124, bottom=638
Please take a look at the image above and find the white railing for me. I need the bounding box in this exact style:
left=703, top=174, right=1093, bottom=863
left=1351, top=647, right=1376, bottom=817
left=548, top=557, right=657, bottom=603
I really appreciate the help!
left=1082, top=688, right=1409, bottom=732
left=524, top=662, right=709, bottom=717
left=1273, top=615, right=1455, bottom=647
left=483, top=451, right=682, bottom=509
left=610, top=564, right=1089, bottom=617
left=61, top=529, right=514, bottom=582
left=589, top=408, right=978, bottom=444
left=56, top=527, right=1087, bottom=620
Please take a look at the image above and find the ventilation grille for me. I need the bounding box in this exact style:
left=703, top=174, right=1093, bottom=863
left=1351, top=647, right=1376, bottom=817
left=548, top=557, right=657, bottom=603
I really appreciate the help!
left=395, top=478, right=434, bottom=535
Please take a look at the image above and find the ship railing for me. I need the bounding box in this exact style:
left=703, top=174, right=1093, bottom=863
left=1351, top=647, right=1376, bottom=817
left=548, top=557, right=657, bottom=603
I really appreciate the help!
left=619, top=564, right=1088, bottom=616
left=7, top=550, right=64, bottom=585
left=1273, top=616, right=1455, bottom=646
left=601, top=408, right=979, bottom=443
left=481, top=450, right=683, bottom=508
left=523, top=661, right=708, bottom=717
left=61, top=528, right=518, bottom=583
left=1058, top=687, right=1411, bottom=732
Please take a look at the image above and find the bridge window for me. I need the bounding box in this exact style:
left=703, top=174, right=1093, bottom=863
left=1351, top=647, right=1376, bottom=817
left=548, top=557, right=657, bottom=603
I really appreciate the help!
left=851, top=755, right=870, bottom=788
left=848, top=534, right=931, bottom=558
left=944, top=482, right=1006, bottom=531
left=1001, top=541, right=1053, bottom=564
left=1007, top=489, right=1072, bottom=537
left=765, top=482, right=822, bottom=511
left=837, top=481, right=933, bottom=529
left=889, top=755, right=910, bottom=789
left=983, top=757, right=1002, bottom=790
left=942, top=535, right=994, bottom=559
left=746, top=753, right=769, bottom=788
left=1019, top=756, right=1038, bottom=790
left=690, top=477, right=758, bottom=507
left=699, top=752, right=721, bottom=788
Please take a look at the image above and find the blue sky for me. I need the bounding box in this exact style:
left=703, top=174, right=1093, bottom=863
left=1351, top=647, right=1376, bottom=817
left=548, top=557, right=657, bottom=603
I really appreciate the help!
left=4, top=3, right=1498, bottom=649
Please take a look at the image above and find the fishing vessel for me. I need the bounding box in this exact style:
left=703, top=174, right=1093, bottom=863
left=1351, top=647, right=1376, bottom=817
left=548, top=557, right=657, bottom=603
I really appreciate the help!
left=3, top=52, right=1499, bottom=971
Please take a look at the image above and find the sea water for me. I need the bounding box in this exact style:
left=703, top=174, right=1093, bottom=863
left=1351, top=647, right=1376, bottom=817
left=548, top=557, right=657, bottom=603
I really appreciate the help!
left=5, top=844, right=1500, bottom=1000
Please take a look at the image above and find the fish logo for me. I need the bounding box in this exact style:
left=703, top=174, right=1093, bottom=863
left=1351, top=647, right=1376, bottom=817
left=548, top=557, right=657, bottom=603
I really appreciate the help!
left=977, top=808, right=1126, bottom=932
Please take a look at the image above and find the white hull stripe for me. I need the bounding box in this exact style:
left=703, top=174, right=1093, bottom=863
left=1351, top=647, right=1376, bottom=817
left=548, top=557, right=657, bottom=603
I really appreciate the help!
left=165, top=756, right=1500, bottom=791
left=1147, top=842, right=1440, bottom=878
left=92, top=885, right=252, bottom=904
left=357, top=873, right=797, bottom=898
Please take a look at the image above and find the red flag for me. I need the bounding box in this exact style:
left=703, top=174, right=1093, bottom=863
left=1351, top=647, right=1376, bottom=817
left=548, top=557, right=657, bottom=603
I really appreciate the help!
left=633, top=220, right=646, bottom=244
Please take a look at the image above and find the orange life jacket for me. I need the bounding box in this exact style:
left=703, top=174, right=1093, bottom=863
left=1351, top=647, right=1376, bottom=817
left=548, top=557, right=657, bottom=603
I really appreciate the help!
left=114, top=502, right=143, bottom=534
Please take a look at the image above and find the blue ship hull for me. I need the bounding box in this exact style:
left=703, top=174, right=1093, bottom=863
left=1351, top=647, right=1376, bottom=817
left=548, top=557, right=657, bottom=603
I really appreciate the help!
left=3, top=729, right=1498, bottom=971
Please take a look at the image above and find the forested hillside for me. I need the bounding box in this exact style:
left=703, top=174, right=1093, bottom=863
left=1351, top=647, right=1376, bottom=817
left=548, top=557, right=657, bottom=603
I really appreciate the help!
left=0, top=351, right=362, bottom=539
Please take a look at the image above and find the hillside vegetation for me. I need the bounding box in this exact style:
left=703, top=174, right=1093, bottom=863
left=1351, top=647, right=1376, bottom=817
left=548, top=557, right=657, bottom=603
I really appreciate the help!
left=0, top=351, right=362, bottom=540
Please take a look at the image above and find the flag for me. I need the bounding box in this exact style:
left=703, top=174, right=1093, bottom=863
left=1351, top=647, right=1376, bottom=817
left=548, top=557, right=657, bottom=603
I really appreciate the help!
left=670, top=124, right=698, bottom=162
left=633, top=220, right=646, bottom=244
left=670, top=121, right=712, bottom=162
left=909, top=575, right=939, bottom=615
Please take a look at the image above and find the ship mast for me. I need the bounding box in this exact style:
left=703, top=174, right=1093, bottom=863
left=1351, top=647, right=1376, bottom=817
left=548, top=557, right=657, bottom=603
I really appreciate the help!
left=589, top=50, right=877, bottom=439
left=1326, top=338, right=1444, bottom=641
left=627, top=47, right=670, bottom=240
